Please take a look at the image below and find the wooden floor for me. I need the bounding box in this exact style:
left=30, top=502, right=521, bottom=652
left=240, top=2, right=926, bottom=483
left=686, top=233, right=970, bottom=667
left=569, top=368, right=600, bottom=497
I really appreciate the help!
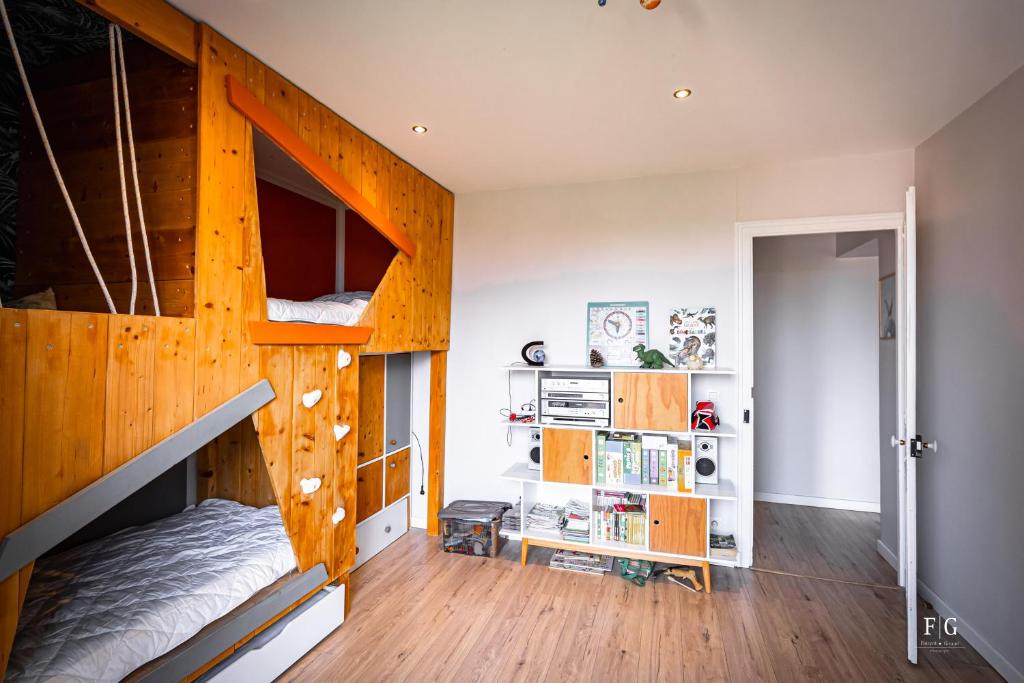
left=753, top=501, right=899, bottom=586
left=282, top=511, right=998, bottom=682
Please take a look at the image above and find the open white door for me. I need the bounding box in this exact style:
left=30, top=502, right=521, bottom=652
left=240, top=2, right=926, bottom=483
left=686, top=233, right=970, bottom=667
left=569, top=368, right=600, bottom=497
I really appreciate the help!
left=896, top=186, right=918, bottom=663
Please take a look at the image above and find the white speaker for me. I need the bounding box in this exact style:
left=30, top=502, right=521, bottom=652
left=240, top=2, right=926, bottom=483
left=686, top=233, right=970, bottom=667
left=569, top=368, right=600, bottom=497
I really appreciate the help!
left=694, top=436, right=718, bottom=484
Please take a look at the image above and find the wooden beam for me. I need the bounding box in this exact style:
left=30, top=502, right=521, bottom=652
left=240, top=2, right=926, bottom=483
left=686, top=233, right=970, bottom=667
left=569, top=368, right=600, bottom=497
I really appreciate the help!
left=79, top=0, right=197, bottom=66
left=248, top=322, right=372, bottom=346
left=225, top=75, right=417, bottom=258
left=426, top=351, right=447, bottom=536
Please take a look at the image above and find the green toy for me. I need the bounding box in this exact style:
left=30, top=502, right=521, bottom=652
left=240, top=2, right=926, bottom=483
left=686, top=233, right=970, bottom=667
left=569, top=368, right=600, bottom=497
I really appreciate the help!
left=633, top=343, right=675, bottom=369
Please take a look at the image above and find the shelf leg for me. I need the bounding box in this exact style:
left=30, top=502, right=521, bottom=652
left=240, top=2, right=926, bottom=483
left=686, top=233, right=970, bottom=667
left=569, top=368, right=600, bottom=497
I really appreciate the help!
left=702, top=561, right=712, bottom=593
left=520, top=538, right=529, bottom=566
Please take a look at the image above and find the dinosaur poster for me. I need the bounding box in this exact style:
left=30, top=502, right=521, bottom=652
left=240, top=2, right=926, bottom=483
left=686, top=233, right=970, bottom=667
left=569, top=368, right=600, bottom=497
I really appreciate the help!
left=587, top=301, right=649, bottom=367
left=669, top=307, right=716, bottom=369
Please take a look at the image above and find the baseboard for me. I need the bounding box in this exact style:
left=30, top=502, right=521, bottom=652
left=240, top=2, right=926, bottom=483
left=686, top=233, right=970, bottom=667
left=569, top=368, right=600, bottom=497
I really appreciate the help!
left=918, top=579, right=1023, bottom=683
left=876, top=539, right=898, bottom=571
left=754, top=491, right=880, bottom=513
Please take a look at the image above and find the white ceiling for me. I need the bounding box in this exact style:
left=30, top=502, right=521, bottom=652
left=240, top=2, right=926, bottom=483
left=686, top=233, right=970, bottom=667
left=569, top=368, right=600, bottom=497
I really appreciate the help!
left=171, top=0, right=1024, bottom=193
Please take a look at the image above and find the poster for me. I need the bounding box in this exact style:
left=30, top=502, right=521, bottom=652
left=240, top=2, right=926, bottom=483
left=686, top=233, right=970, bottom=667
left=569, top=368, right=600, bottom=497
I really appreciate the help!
left=587, top=301, right=649, bottom=367
left=879, top=274, right=896, bottom=339
left=669, top=307, right=716, bottom=368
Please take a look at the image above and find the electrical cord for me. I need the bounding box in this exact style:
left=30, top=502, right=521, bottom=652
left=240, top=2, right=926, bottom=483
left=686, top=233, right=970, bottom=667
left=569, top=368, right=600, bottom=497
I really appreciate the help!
left=412, top=430, right=425, bottom=495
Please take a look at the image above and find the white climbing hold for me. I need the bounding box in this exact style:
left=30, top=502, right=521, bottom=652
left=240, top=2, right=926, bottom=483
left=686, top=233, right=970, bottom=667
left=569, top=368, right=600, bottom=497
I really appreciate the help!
left=299, top=477, right=321, bottom=495
left=333, top=424, right=351, bottom=442
left=301, top=389, right=322, bottom=408
left=337, top=349, right=352, bottom=369
left=331, top=507, right=347, bottom=525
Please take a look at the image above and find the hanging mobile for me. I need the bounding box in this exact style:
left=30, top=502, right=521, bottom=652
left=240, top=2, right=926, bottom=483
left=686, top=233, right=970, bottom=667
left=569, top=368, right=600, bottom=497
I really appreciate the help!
left=521, top=341, right=546, bottom=367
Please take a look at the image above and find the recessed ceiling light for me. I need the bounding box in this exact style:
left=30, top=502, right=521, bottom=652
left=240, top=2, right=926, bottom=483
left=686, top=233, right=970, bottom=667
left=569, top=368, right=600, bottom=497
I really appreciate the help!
left=411, top=124, right=428, bottom=134
left=672, top=88, right=692, bottom=100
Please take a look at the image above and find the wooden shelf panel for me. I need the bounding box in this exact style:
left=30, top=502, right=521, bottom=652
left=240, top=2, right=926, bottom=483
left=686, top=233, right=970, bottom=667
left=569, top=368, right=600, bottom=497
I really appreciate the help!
left=500, top=463, right=540, bottom=483
left=248, top=321, right=373, bottom=345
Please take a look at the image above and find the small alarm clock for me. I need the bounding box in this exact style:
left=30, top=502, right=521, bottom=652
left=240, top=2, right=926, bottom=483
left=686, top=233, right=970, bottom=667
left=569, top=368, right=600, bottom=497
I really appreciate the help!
left=521, top=341, right=546, bottom=366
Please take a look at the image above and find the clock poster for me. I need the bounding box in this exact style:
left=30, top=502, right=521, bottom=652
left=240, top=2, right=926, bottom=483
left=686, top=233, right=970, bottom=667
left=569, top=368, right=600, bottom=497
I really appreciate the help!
left=587, top=301, right=649, bottom=367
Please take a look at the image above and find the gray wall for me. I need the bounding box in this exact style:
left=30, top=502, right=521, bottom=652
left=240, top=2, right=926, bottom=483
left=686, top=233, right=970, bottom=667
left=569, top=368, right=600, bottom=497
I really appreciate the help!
left=915, top=65, right=1024, bottom=680
left=753, top=233, right=880, bottom=508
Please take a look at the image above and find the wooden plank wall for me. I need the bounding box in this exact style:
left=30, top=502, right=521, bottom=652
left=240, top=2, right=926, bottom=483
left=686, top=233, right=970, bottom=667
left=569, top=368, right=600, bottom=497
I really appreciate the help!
left=194, top=25, right=454, bottom=573
left=13, top=40, right=197, bottom=317
left=0, top=308, right=195, bottom=675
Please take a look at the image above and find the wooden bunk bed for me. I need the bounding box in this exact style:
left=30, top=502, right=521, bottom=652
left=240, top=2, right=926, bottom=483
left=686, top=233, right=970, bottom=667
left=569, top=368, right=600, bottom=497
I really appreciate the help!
left=0, top=0, right=453, bottom=678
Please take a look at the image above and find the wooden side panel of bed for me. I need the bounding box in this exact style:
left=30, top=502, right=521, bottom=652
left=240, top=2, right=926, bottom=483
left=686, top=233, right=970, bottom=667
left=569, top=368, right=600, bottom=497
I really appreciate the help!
left=0, top=308, right=196, bottom=676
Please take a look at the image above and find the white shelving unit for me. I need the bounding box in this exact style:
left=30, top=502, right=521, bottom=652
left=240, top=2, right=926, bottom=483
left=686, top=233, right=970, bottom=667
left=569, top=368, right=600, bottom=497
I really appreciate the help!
left=500, top=363, right=741, bottom=571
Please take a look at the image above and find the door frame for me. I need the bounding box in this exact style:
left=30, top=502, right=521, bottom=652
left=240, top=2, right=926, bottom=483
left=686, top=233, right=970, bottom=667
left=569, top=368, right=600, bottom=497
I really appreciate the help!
left=734, top=212, right=904, bottom=569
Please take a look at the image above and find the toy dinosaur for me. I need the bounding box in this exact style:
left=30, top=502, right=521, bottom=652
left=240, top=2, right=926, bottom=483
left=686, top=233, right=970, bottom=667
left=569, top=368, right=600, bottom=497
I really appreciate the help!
left=633, top=343, right=675, bottom=369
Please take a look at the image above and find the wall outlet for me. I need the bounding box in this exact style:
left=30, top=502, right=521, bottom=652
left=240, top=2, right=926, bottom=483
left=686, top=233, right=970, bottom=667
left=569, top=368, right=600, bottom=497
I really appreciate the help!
left=529, top=428, right=541, bottom=443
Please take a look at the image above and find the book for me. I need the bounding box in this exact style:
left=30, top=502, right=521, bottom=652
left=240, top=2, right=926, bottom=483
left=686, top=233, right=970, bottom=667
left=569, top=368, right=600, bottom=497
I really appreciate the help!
left=641, top=448, right=650, bottom=485
left=624, top=442, right=641, bottom=485
left=679, top=448, right=694, bottom=493
left=658, top=449, right=668, bottom=486
left=596, top=433, right=607, bottom=485
left=605, top=438, right=622, bottom=485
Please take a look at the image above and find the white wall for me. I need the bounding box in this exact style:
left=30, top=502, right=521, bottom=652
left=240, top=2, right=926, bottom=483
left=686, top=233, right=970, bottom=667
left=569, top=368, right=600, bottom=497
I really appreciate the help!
left=445, top=150, right=913, bottom=508
left=408, top=351, right=431, bottom=529
left=752, top=233, right=880, bottom=510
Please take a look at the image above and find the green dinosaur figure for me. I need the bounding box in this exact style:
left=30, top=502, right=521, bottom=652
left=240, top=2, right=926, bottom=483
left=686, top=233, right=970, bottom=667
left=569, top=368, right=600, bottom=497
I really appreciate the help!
left=633, top=343, right=675, bottom=369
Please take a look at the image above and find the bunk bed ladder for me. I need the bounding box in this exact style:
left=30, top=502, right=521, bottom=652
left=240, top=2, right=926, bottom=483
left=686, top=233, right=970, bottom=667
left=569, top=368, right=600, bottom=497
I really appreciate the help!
left=0, top=380, right=277, bottom=583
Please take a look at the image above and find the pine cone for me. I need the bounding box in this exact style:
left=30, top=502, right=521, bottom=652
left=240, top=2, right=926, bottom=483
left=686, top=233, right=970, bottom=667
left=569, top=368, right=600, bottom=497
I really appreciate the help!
left=589, top=349, right=605, bottom=367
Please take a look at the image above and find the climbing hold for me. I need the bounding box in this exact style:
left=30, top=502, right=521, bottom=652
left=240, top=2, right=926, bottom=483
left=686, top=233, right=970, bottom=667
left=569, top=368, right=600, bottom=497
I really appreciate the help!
left=331, top=507, right=346, bottom=525
left=337, top=349, right=352, bottom=369
left=301, top=389, right=322, bottom=408
left=299, top=477, right=321, bottom=495
left=333, top=424, right=351, bottom=442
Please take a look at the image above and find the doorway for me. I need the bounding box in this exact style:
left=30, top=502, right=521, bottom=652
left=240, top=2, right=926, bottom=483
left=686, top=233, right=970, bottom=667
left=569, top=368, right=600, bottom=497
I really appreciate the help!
left=750, top=230, right=897, bottom=585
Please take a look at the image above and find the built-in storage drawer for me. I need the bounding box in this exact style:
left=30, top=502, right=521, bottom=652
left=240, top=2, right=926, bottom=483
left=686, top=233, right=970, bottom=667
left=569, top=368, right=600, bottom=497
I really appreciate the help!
left=613, top=372, right=689, bottom=432
left=354, top=498, right=408, bottom=570
left=356, top=460, right=383, bottom=522
left=649, top=495, right=706, bottom=557
left=198, top=584, right=345, bottom=682
left=385, top=448, right=411, bottom=506
left=358, top=355, right=386, bottom=464
left=542, top=428, right=593, bottom=485
left=385, top=353, right=411, bottom=452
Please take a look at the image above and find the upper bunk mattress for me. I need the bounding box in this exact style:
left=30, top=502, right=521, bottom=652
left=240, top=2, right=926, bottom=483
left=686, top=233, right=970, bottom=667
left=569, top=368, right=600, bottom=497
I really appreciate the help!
left=6, top=499, right=297, bottom=683
left=267, top=291, right=372, bottom=326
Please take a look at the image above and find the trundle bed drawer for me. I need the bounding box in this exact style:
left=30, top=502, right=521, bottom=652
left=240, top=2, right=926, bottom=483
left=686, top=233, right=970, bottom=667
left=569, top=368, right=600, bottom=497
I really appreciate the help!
left=199, top=584, right=346, bottom=682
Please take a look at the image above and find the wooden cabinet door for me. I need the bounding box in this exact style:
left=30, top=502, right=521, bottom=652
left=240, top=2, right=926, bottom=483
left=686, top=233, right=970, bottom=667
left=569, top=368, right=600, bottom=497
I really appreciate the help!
left=358, top=355, right=385, bottom=465
left=356, top=460, right=383, bottom=522
left=385, top=448, right=410, bottom=506
left=614, top=372, right=689, bottom=432
left=542, top=428, right=593, bottom=485
left=649, top=495, right=706, bottom=557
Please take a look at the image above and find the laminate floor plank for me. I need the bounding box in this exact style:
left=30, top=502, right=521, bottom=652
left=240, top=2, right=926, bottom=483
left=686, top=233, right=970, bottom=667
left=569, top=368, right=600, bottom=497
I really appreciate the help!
left=280, top=506, right=998, bottom=682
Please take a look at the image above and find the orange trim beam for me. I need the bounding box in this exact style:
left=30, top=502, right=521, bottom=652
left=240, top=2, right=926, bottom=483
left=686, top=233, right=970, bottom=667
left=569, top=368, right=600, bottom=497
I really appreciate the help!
left=248, top=322, right=373, bottom=346
left=225, top=75, right=417, bottom=258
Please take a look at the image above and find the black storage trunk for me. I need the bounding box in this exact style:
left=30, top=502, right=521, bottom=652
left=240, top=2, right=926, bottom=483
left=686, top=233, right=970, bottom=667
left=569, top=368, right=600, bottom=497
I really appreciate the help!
left=438, top=500, right=512, bottom=558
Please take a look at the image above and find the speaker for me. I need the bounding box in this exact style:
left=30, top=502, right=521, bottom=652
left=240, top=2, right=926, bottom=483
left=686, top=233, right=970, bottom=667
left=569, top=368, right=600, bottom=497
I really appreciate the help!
left=528, top=446, right=541, bottom=471
left=694, top=436, right=718, bottom=484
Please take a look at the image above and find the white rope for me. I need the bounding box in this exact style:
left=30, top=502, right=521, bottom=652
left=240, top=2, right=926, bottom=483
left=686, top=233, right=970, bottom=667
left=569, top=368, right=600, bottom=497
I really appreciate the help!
left=115, top=26, right=160, bottom=315
left=110, top=24, right=137, bottom=314
left=0, top=0, right=117, bottom=313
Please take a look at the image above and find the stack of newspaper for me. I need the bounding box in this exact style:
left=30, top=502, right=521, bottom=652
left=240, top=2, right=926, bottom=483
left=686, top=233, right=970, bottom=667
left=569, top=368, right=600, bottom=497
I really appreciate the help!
left=561, top=498, right=591, bottom=543
left=501, top=504, right=521, bottom=533
left=526, top=502, right=564, bottom=532
left=548, top=549, right=613, bottom=575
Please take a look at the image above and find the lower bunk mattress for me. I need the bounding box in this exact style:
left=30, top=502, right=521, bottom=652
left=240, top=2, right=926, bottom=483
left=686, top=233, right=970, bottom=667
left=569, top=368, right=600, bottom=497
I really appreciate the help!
left=6, top=499, right=297, bottom=683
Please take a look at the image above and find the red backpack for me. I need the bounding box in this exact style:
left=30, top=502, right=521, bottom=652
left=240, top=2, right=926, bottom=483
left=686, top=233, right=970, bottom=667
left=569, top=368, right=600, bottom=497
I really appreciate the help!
left=691, top=400, right=720, bottom=431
